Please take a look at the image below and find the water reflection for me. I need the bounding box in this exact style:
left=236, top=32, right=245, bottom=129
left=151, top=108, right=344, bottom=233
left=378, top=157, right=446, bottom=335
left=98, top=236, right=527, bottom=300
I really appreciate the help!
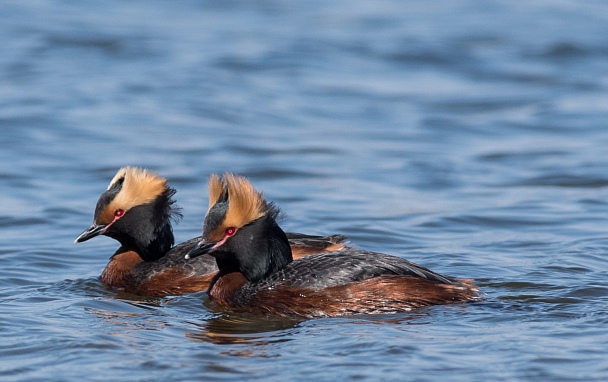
left=186, top=311, right=302, bottom=346
left=185, top=306, right=436, bottom=350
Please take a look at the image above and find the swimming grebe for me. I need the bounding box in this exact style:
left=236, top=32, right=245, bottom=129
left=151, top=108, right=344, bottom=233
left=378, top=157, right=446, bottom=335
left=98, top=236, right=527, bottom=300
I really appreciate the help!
left=186, top=173, right=479, bottom=317
left=75, top=167, right=347, bottom=296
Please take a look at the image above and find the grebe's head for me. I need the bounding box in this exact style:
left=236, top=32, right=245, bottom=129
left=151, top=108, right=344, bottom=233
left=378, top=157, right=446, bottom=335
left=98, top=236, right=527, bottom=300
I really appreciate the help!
left=187, top=173, right=290, bottom=282
left=75, top=166, right=181, bottom=261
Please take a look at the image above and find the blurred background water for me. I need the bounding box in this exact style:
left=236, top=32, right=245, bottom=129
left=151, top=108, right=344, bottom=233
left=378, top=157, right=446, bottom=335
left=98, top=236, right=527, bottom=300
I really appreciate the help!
left=1, top=0, right=608, bottom=381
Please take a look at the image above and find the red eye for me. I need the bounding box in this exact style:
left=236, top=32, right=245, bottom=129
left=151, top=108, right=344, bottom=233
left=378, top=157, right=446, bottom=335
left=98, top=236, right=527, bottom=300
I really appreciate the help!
left=114, top=209, right=125, bottom=218
left=225, top=227, right=236, bottom=236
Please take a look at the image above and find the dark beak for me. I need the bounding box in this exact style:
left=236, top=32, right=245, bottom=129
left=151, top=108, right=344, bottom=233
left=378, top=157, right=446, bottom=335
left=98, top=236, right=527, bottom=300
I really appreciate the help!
left=185, top=240, right=216, bottom=259
left=74, top=223, right=107, bottom=243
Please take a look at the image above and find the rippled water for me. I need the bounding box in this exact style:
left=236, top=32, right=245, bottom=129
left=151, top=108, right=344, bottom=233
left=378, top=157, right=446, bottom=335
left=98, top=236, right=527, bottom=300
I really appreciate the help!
left=1, top=1, right=608, bottom=381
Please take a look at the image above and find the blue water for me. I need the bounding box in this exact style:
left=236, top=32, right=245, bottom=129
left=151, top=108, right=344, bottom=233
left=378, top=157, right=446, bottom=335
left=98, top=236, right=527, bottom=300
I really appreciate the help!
left=1, top=0, right=608, bottom=381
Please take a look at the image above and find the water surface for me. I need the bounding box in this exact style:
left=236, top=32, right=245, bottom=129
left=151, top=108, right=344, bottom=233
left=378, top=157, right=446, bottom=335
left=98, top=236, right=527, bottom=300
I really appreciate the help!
left=1, top=1, right=608, bottom=381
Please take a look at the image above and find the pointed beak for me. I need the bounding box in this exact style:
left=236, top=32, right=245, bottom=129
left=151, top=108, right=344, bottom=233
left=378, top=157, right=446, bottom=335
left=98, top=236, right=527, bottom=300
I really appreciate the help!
left=74, top=223, right=107, bottom=243
left=185, top=240, right=217, bottom=259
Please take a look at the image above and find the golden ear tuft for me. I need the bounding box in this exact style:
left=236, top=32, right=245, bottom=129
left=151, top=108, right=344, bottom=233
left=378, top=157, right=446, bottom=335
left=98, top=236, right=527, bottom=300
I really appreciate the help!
left=223, top=173, right=267, bottom=228
left=207, top=173, right=227, bottom=212
left=101, top=167, right=168, bottom=222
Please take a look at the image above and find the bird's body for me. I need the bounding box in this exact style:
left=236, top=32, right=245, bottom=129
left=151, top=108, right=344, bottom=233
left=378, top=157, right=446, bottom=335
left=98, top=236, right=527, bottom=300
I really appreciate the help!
left=209, top=250, right=478, bottom=317
left=187, top=173, right=480, bottom=318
